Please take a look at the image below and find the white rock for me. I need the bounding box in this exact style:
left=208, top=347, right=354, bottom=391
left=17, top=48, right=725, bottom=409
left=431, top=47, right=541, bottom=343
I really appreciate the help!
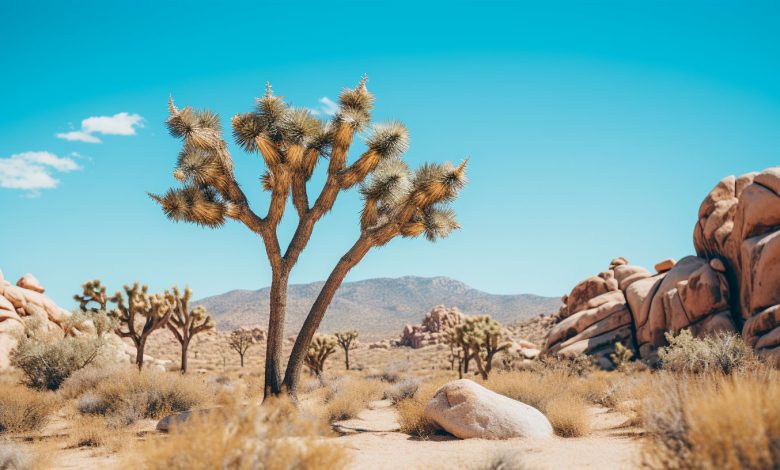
left=424, top=379, right=553, bottom=439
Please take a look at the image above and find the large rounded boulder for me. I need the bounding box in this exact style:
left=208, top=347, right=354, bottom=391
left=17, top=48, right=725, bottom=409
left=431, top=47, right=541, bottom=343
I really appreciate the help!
left=423, top=379, right=553, bottom=440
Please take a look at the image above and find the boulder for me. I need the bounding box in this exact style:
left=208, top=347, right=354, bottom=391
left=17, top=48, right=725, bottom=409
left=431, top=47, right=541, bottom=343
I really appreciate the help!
left=654, top=258, right=676, bottom=274
left=693, top=166, right=780, bottom=356
left=423, top=379, right=553, bottom=439
left=16, top=274, right=44, bottom=294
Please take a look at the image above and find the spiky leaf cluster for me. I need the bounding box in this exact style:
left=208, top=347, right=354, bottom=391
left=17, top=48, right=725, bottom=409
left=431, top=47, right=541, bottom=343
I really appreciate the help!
left=74, top=279, right=108, bottom=312
left=168, top=286, right=215, bottom=347
left=335, top=330, right=359, bottom=350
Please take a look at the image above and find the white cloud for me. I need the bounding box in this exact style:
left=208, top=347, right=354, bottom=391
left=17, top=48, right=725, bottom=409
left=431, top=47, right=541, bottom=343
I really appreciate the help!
left=318, top=97, right=339, bottom=116
left=308, top=97, right=339, bottom=117
left=56, top=131, right=102, bottom=143
left=56, top=112, right=144, bottom=144
left=0, top=151, right=81, bottom=191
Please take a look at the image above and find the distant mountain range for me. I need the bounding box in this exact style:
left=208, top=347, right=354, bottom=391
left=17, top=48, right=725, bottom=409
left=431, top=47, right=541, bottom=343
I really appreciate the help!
left=195, top=276, right=561, bottom=340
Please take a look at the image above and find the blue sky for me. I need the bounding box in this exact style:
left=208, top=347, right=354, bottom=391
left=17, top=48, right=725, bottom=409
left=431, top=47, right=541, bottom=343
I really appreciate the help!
left=1, top=1, right=779, bottom=308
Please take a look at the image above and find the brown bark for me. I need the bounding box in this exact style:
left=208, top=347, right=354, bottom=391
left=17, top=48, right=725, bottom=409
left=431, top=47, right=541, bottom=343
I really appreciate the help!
left=180, top=339, right=189, bottom=373
left=282, top=236, right=374, bottom=398
left=264, top=267, right=289, bottom=398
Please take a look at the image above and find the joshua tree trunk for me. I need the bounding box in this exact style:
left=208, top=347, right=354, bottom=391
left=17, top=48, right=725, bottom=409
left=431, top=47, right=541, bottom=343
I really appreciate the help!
left=283, top=237, right=373, bottom=398
left=344, top=349, right=350, bottom=371
left=264, top=268, right=289, bottom=396
left=240, top=352, right=245, bottom=367
left=135, top=337, right=146, bottom=370
left=180, top=339, right=189, bottom=373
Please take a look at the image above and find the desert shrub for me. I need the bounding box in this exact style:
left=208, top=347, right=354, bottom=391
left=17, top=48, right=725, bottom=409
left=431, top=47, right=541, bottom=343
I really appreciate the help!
left=0, top=442, right=33, bottom=470
left=59, top=364, right=127, bottom=399
left=485, top=371, right=590, bottom=437
left=658, top=329, right=757, bottom=375
left=125, top=397, right=349, bottom=470
left=543, top=394, right=590, bottom=438
left=641, top=370, right=780, bottom=469
left=10, top=324, right=108, bottom=391
left=68, top=368, right=211, bottom=424
left=322, top=376, right=385, bottom=422
left=69, top=416, right=110, bottom=448
left=609, top=342, right=634, bottom=370
left=383, top=377, right=420, bottom=403
left=396, top=378, right=449, bottom=437
left=0, top=385, right=57, bottom=434
left=371, top=360, right=412, bottom=383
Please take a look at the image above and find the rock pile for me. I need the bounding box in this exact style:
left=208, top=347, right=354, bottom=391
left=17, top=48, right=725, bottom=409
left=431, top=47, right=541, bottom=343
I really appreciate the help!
left=0, top=269, right=74, bottom=369
left=694, top=167, right=780, bottom=365
left=545, top=166, right=780, bottom=365
left=0, top=268, right=167, bottom=371
left=399, top=305, right=464, bottom=348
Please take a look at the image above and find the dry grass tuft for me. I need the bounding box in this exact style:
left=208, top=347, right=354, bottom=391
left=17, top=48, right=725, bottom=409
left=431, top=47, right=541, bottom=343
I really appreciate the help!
left=485, top=371, right=590, bottom=437
left=396, top=377, right=450, bottom=437
left=63, top=366, right=212, bottom=424
left=69, top=416, right=110, bottom=448
left=641, top=369, right=780, bottom=469
left=321, top=375, right=385, bottom=422
left=0, top=384, right=58, bottom=434
left=659, top=329, right=758, bottom=374
left=125, top=397, right=349, bottom=470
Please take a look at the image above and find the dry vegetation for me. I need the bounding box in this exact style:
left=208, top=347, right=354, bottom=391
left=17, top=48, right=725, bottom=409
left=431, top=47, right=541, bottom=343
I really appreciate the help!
left=0, top=323, right=778, bottom=469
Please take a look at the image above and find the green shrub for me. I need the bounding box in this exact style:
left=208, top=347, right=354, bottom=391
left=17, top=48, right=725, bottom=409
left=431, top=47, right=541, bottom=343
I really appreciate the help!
left=10, top=319, right=110, bottom=391
left=659, top=330, right=757, bottom=374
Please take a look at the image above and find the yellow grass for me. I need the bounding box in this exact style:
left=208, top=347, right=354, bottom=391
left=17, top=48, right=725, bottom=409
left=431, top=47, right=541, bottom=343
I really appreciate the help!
left=0, top=384, right=58, bottom=434
left=124, top=397, right=349, bottom=470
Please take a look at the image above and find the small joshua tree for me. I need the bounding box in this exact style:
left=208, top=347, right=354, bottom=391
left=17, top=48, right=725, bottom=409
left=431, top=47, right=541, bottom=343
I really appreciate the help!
left=334, top=330, right=359, bottom=370
left=109, top=283, right=175, bottom=370
left=442, top=327, right=464, bottom=378
left=151, top=77, right=467, bottom=398
left=74, top=279, right=109, bottom=312
left=304, top=334, right=337, bottom=376
left=609, top=341, right=634, bottom=370
left=168, top=287, right=215, bottom=373
left=228, top=329, right=256, bottom=367
left=453, top=315, right=511, bottom=380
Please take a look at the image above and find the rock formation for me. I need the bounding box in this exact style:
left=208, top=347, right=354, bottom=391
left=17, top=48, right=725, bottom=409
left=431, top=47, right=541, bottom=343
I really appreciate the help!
left=694, top=167, right=780, bottom=365
left=0, top=268, right=168, bottom=371
left=545, top=166, right=780, bottom=365
left=424, top=379, right=553, bottom=439
left=399, top=305, right=464, bottom=348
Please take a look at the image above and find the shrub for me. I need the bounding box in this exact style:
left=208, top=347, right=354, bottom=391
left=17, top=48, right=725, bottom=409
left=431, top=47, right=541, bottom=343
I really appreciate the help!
left=641, top=370, right=780, bottom=469
left=485, top=371, right=590, bottom=437
left=10, top=324, right=107, bottom=391
left=396, top=378, right=449, bottom=437
left=59, top=364, right=127, bottom=399
left=125, top=397, right=349, bottom=470
left=658, top=329, right=757, bottom=374
left=543, top=394, right=590, bottom=437
left=69, top=416, right=110, bottom=448
left=0, top=384, right=57, bottom=434
left=0, top=442, right=33, bottom=470
left=65, top=367, right=211, bottom=424
left=322, top=376, right=385, bottom=422
left=383, top=377, right=420, bottom=403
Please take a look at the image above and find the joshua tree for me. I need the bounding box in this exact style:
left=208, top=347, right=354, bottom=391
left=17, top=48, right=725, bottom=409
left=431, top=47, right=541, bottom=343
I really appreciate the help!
left=151, top=77, right=467, bottom=398
left=304, top=334, right=337, bottom=376
left=334, top=330, right=359, bottom=370
left=453, top=316, right=511, bottom=380
left=74, top=279, right=109, bottom=312
left=442, top=327, right=464, bottom=378
left=110, top=283, right=175, bottom=370
left=167, top=287, right=215, bottom=373
left=228, top=329, right=256, bottom=367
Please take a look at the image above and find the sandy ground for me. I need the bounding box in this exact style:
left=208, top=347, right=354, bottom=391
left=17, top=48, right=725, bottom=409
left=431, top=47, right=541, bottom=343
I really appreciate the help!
left=335, top=401, right=641, bottom=470
left=28, top=398, right=640, bottom=470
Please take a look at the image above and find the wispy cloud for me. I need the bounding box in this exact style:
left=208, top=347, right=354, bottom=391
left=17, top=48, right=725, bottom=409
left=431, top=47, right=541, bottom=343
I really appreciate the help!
left=0, top=151, right=81, bottom=193
left=56, top=112, right=144, bottom=143
left=309, top=97, right=339, bottom=117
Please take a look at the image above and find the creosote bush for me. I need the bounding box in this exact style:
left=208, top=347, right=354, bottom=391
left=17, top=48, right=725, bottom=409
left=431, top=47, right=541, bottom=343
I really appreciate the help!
left=0, top=384, right=58, bottom=434
left=658, top=329, right=757, bottom=374
left=10, top=322, right=107, bottom=391
left=125, top=397, right=349, bottom=470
